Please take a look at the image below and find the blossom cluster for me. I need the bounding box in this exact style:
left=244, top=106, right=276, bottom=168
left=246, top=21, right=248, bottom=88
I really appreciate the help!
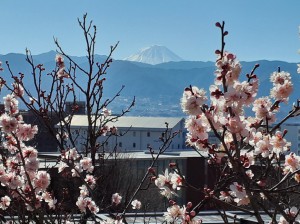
left=179, top=42, right=298, bottom=223
left=0, top=93, right=56, bottom=211
left=154, top=168, right=183, bottom=199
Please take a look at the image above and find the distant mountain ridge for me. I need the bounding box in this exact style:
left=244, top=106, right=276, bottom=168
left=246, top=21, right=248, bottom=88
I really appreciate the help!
left=124, top=45, right=183, bottom=65
left=0, top=51, right=299, bottom=119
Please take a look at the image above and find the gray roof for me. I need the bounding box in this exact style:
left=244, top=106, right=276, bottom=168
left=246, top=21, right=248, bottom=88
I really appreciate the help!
left=64, top=115, right=184, bottom=130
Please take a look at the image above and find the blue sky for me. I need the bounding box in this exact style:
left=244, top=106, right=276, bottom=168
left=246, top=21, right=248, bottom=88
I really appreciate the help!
left=1, top=0, right=300, bottom=62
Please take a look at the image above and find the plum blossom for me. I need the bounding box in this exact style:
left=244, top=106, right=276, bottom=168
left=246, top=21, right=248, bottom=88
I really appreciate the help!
left=80, top=157, right=94, bottom=173
left=215, top=52, right=241, bottom=86
left=33, top=171, right=50, bottom=192
left=284, top=153, right=300, bottom=173
left=164, top=204, right=186, bottom=223
left=185, top=116, right=210, bottom=141
left=181, top=86, right=207, bottom=115
left=79, top=185, right=89, bottom=197
left=12, top=83, right=24, bottom=97
left=64, top=147, right=79, bottom=160
left=16, top=123, right=38, bottom=141
left=76, top=196, right=99, bottom=214
left=42, top=192, right=57, bottom=209
left=112, top=193, right=122, bottom=205
left=0, top=114, right=18, bottom=133
left=76, top=196, right=87, bottom=213
left=0, top=196, right=11, bottom=210
left=155, top=169, right=178, bottom=198
left=219, top=191, right=232, bottom=202
left=229, top=182, right=250, bottom=206
left=85, top=174, right=96, bottom=189
left=245, top=169, right=254, bottom=179
left=3, top=94, right=19, bottom=115
left=56, top=131, right=69, bottom=141
left=131, top=199, right=142, bottom=210
left=55, top=54, right=70, bottom=78
left=278, top=206, right=300, bottom=224
left=252, top=97, right=276, bottom=123
left=102, top=107, right=111, bottom=117
left=270, top=131, right=291, bottom=157
left=270, top=71, right=293, bottom=102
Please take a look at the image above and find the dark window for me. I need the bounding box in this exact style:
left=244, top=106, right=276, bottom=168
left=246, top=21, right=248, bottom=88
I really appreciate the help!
left=133, top=143, right=136, bottom=148
left=147, top=132, right=150, bottom=137
left=119, top=142, right=122, bottom=147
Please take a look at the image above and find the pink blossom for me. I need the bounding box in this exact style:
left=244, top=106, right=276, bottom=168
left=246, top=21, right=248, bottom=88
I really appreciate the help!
left=229, top=182, right=250, bottom=206
left=80, top=157, right=94, bottom=173
left=270, top=131, right=291, bottom=157
left=215, top=52, right=241, bottom=86
left=270, top=71, right=293, bottom=102
left=219, top=191, right=232, bottom=202
left=102, top=107, right=111, bottom=117
left=155, top=169, right=178, bottom=198
left=181, top=86, right=207, bottom=115
left=55, top=54, right=64, bottom=64
left=85, top=174, right=96, bottom=189
left=76, top=196, right=87, bottom=213
left=164, top=204, right=185, bottom=223
left=16, top=123, right=38, bottom=141
left=284, top=153, right=300, bottom=172
left=33, top=171, right=50, bottom=191
left=270, top=81, right=293, bottom=102
left=79, top=185, right=89, bottom=197
left=111, top=193, right=122, bottom=205
left=25, top=158, right=40, bottom=173
left=87, top=200, right=99, bottom=214
left=3, top=94, right=19, bottom=115
left=12, top=83, right=24, bottom=97
left=0, top=114, right=18, bottom=133
left=254, top=135, right=272, bottom=158
left=131, top=199, right=142, bottom=210
left=185, top=116, right=210, bottom=141
left=42, top=192, right=57, bottom=209
left=245, top=169, right=254, bottom=179
left=64, top=147, right=79, bottom=160
left=0, top=196, right=11, bottom=210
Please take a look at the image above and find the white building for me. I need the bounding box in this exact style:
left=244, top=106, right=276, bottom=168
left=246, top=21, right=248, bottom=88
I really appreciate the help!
left=63, top=115, right=186, bottom=152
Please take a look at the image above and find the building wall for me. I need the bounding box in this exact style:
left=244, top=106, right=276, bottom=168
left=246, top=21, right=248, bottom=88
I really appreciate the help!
left=68, top=118, right=186, bottom=152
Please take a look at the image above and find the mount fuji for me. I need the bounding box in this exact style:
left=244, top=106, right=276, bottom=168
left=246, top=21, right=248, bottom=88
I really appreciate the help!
left=124, top=45, right=183, bottom=65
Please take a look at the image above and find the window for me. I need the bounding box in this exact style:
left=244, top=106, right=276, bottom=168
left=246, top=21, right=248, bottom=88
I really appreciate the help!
left=133, top=143, right=136, bottom=148
left=147, top=132, right=150, bottom=137
left=119, top=142, right=122, bottom=147
left=133, top=131, right=136, bottom=137
left=178, top=144, right=180, bottom=149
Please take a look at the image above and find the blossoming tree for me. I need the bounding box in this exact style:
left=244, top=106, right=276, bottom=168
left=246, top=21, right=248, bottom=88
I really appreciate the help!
left=151, top=22, right=300, bottom=224
left=0, top=14, right=149, bottom=224
left=1, top=15, right=300, bottom=224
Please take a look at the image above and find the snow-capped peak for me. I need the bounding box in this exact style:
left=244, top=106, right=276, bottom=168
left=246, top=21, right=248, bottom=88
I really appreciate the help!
left=124, top=45, right=183, bottom=65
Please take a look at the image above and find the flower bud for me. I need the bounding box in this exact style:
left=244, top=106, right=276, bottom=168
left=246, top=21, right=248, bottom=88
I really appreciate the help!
left=215, top=22, right=221, bottom=28
left=186, top=202, right=193, bottom=209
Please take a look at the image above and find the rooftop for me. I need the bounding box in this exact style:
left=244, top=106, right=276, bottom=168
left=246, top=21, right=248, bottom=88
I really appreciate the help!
left=60, top=115, right=184, bottom=130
